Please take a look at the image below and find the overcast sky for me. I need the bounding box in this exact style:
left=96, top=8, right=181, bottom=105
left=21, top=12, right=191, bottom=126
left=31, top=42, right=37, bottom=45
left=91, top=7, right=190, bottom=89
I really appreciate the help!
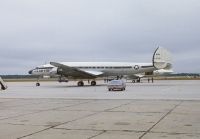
left=0, top=0, right=200, bottom=74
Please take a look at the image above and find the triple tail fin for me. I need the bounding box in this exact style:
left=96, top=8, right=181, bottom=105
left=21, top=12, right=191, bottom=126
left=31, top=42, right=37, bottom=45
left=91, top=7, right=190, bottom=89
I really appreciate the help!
left=153, top=47, right=172, bottom=70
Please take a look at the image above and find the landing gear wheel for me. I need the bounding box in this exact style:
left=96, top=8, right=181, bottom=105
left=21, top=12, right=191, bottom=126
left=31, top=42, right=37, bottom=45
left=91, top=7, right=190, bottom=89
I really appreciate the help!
left=91, top=81, right=96, bottom=86
left=78, top=81, right=84, bottom=86
left=36, top=83, right=40, bottom=86
left=137, top=78, right=141, bottom=83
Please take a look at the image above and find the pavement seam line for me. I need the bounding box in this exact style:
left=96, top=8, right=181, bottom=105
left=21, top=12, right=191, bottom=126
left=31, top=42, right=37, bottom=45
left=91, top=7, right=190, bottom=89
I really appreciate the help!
left=104, top=101, right=133, bottom=111
left=50, top=100, right=94, bottom=111
left=17, top=100, right=132, bottom=139
left=0, top=100, right=93, bottom=121
left=17, top=112, right=99, bottom=139
left=138, top=101, right=183, bottom=139
left=87, top=130, right=106, bottom=139
left=150, top=131, right=200, bottom=135
left=53, top=128, right=146, bottom=133
left=86, top=101, right=135, bottom=139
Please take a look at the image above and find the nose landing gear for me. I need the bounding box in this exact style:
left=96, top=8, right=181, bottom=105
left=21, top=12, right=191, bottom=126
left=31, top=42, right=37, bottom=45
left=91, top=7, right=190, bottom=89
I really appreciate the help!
left=36, top=77, right=40, bottom=86
left=77, top=80, right=97, bottom=86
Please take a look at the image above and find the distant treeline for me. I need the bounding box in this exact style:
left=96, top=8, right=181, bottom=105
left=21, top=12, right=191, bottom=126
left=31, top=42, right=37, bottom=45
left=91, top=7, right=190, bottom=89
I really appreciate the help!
left=170, top=73, right=200, bottom=77
left=0, top=75, right=38, bottom=79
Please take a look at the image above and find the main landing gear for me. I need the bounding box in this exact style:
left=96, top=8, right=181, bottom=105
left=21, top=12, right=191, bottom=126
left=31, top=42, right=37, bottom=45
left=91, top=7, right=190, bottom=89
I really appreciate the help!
left=77, top=81, right=84, bottom=86
left=132, top=78, right=141, bottom=83
left=77, top=80, right=96, bottom=86
left=91, top=81, right=96, bottom=86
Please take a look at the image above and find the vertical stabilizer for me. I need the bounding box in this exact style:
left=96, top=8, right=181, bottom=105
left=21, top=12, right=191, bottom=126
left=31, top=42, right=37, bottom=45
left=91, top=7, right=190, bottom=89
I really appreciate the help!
left=153, top=47, right=172, bottom=69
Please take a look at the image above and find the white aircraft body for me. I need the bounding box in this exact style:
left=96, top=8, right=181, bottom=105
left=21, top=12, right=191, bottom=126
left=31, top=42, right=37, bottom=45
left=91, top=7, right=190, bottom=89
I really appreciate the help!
left=29, top=47, right=172, bottom=86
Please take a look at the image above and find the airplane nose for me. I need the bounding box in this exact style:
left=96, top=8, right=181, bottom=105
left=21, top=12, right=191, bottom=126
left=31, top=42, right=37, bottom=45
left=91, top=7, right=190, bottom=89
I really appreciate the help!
left=28, top=70, right=33, bottom=74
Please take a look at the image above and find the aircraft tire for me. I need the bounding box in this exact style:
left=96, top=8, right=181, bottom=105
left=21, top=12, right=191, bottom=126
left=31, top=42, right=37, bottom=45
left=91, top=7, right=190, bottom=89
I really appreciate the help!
left=36, top=83, right=40, bottom=86
left=137, top=78, right=141, bottom=83
left=78, top=81, right=84, bottom=86
left=91, top=81, right=96, bottom=86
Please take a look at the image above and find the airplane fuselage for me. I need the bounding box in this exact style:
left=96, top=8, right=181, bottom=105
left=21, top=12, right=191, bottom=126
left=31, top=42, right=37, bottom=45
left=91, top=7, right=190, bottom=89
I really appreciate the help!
left=29, top=62, right=155, bottom=77
left=61, top=62, right=155, bottom=77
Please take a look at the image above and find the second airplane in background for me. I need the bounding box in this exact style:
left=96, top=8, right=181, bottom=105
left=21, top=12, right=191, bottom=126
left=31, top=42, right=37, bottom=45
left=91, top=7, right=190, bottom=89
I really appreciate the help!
left=29, top=47, right=173, bottom=86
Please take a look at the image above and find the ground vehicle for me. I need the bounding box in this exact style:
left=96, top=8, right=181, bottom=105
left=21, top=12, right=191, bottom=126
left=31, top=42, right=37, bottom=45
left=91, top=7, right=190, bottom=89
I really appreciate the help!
left=107, top=80, right=126, bottom=91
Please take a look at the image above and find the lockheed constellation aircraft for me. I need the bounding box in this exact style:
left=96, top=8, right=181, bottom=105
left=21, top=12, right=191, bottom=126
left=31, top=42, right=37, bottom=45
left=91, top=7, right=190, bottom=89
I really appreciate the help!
left=29, top=47, right=172, bottom=86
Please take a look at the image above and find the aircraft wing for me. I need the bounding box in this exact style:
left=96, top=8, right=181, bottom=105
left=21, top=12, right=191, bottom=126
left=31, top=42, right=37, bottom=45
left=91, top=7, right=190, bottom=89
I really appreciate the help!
left=50, top=62, right=102, bottom=79
left=127, top=74, right=145, bottom=79
left=83, top=70, right=104, bottom=76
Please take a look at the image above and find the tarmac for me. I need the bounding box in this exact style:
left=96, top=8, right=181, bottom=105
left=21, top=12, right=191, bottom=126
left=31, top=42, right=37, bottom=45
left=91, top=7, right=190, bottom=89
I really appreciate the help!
left=0, top=80, right=200, bottom=139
